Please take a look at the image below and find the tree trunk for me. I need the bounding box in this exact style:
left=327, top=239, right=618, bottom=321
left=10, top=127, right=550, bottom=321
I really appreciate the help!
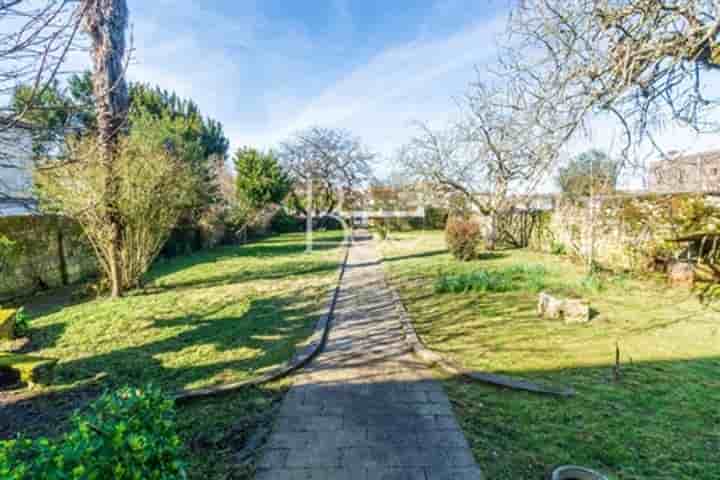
left=81, top=0, right=129, bottom=298
left=486, top=211, right=499, bottom=251
left=57, top=227, right=68, bottom=286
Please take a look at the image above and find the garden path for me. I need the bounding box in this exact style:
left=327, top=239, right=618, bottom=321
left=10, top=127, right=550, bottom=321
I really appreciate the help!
left=256, top=231, right=482, bottom=480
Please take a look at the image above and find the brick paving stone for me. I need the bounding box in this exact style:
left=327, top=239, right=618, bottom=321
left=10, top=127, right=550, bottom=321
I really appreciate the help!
left=256, top=231, right=482, bottom=479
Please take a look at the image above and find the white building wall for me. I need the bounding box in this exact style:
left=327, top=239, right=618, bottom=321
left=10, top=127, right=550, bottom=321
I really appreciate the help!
left=0, top=127, right=34, bottom=200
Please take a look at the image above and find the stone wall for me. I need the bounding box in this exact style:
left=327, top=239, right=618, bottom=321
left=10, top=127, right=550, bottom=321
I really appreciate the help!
left=470, top=193, right=720, bottom=272
left=526, top=193, right=720, bottom=272
left=0, top=215, right=97, bottom=301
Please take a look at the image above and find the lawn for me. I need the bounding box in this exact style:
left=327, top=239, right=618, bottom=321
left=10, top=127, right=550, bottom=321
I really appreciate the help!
left=1, top=231, right=345, bottom=479
left=379, top=230, right=720, bottom=480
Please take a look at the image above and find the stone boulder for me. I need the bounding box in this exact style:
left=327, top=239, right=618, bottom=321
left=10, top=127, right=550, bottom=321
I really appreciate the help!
left=538, top=292, right=590, bottom=324
left=668, top=261, right=695, bottom=287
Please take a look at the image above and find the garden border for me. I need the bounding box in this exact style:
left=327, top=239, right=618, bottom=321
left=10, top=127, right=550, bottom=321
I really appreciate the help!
left=174, top=239, right=351, bottom=403
left=381, top=257, right=575, bottom=398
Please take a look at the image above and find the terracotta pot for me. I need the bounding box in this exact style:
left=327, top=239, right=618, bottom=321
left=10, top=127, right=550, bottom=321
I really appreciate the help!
left=548, top=465, right=608, bottom=480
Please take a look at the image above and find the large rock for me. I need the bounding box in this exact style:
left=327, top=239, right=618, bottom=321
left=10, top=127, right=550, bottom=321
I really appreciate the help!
left=538, top=292, right=590, bottom=324
left=0, top=353, right=57, bottom=387
left=0, top=309, right=16, bottom=340
left=668, top=261, right=695, bottom=287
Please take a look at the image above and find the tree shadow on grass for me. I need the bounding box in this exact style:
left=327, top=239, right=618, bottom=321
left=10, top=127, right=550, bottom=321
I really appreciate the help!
left=138, top=259, right=340, bottom=296
left=19, top=322, right=67, bottom=353
left=445, top=355, right=720, bottom=480
left=142, top=236, right=344, bottom=294
left=475, top=251, right=508, bottom=261
left=0, top=287, right=325, bottom=439
left=381, top=249, right=448, bottom=263
left=2, top=339, right=718, bottom=480
left=58, top=291, right=321, bottom=390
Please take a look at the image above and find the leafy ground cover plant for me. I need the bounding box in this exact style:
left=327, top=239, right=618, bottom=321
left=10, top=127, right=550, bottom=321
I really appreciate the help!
left=435, top=264, right=548, bottom=294
left=0, top=386, right=186, bottom=479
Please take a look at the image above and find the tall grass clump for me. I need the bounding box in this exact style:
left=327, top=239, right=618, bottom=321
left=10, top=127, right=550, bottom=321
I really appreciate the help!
left=435, top=264, right=550, bottom=295
left=434, top=270, right=514, bottom=294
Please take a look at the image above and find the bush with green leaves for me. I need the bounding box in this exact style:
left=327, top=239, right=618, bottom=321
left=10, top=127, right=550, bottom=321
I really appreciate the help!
left=506, top=264, right=549, bottom=292
left=550, top=242, right=567, bottom=255
left=445, top=217, right=483, bottom=261
left=0, top=235, right=17, bottom=273
left=0, top=386, right=186, bottom=480
left=435, top=264, right=550, bottom=295
left=425, top=206, right=449, bottom=230
left=434, top=270, right=514, bottom=294
left=580, top=274, right=606, bottom=293
left=270, top=210, right=304, bottom=234
left=13, top=307, right=29, bottom=338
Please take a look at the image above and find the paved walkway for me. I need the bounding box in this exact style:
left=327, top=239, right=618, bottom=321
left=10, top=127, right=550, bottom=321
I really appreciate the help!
left=256, top=232, right=482, bottom=480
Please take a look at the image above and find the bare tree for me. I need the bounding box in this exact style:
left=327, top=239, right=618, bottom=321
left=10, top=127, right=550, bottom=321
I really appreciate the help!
left=399, top=122, right=486, bottom=212
left=0, top=1, right=82, bottom=120
left=402, top=72, right=571, bottom=249
left=0, top=0, right=85, bottom=206
left=278, top=126, right=374, bottom=218
left=508, top=0, right=720, bottom=155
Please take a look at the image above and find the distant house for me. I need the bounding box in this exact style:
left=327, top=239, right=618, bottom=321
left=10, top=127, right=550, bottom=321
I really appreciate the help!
left=648, top=150, right=720, bottom=193
left=0, top=118, right=37, bottom=216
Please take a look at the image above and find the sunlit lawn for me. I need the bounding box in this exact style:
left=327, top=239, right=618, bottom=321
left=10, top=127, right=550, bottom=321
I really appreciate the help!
left=379, top=230, right=720, bottom=480
left=1, top=231, right=344, bottom=479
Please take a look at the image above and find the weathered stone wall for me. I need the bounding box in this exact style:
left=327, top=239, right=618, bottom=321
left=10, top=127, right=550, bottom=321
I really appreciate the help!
left=0, top=215, right=96, bottom=301
left=527, top=193, right=720, bottom=271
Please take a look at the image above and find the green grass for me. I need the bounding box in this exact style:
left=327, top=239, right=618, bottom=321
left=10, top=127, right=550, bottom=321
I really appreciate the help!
left=379, top=231, right=720, bottom=480
left=1, top=231, right=345, bottom=479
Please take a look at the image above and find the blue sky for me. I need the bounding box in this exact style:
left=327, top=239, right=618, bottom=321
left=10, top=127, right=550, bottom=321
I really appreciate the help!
left=120, top=0, right=510, bottom=174
left=46, top=0, right=717, bottom=187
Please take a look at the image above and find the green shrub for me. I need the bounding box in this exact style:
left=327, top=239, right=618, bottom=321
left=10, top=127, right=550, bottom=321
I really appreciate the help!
left=445, top=218, right=483, bottom=261
left=434, top=270, right=514, bottom=294
left=0, top=386, right=186, bottom=480
left=580, top=274, right=606, bottom=293
left=270, top=210, right=304, bottom=234
left=550, top=242, right=566, bottom=255
left=502, top=264, right=549, bottom=292
left=425, top=206, right=449, bottom=230
left=13, top=307, right=29, bottom=338
left=377, top=226, right=388, bottom=240
left=374, top=220, right=389, bottom=240
left=435, top=264, right=551, bottom=295
left=0, top=235, right=17, bottom=272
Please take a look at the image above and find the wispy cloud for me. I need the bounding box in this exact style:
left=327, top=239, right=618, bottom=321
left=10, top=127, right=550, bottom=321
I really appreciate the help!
left=240, top=14, right=508, bottom=172
left=117, top=0, right=509, bottom=175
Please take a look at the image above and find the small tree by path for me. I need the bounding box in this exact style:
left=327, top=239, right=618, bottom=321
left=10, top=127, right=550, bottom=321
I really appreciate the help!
left=232, top=147, right=291, bottom=240
left=81, top=0, right=130, bottom=297
left=36, top=125, right=197, bottom=292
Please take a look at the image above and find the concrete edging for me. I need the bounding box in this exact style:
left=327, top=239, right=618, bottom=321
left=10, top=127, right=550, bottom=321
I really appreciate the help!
left=174, top=241, right=351, bottom=404
left=383, top=270, right=576, bottom=398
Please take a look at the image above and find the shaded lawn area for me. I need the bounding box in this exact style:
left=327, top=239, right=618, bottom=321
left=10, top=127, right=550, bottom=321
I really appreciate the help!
left=379, top=230, right=720, bottom=480
left=1, top=231, right=345, bottom=479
